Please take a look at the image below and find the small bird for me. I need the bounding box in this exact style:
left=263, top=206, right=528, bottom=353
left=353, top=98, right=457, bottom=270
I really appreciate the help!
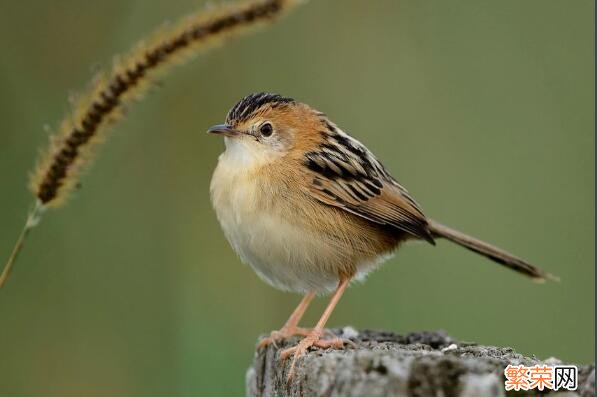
left=208, top=92, right=554, bottom=374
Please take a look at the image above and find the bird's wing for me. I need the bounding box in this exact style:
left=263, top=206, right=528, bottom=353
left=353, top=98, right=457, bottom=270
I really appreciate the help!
left=301, top=130, right=435, bottom=244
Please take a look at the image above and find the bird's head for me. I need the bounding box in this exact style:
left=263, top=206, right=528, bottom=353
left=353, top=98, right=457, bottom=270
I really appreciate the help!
left=208, top=92, right=325, bottom=165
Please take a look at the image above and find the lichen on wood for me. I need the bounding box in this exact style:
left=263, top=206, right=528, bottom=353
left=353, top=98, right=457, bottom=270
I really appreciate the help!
left=247, top=328, right=595, bottom=397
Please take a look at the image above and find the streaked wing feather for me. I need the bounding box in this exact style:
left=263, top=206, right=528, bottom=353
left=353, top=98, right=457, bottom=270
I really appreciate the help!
left=303, top=127, right=434, bottom=244
left=308, top=176, right=434, bottom=243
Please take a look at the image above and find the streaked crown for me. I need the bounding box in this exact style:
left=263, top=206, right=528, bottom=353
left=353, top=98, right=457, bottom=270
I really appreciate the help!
left=225, top=92, right=295, bottom=126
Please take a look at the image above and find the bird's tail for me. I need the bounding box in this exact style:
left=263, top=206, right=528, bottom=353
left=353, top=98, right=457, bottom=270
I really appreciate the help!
left=427, top=220, right=558, bottom=282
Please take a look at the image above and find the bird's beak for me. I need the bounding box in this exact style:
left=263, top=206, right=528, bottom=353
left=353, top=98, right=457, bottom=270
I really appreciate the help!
left=207, top=124, right=240, bottom=137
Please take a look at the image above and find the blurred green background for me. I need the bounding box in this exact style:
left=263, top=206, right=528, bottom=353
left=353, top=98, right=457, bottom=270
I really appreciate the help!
left=0, top=0, right=593, bottom=396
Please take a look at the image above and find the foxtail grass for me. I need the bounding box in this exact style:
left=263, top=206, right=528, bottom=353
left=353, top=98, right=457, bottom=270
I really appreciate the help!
left=1, top=0, right=304, bottom=288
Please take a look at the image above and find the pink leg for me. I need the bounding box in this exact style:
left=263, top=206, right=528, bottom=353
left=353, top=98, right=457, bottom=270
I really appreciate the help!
left=258, top=291, right=316, bottom=348
left=280, top=278, right=354, bottom=378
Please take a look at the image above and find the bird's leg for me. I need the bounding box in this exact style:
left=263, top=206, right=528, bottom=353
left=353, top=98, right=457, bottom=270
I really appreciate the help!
left=258, top=291, right=316, bottom=348
left=280, top=278, right=355, bottom=378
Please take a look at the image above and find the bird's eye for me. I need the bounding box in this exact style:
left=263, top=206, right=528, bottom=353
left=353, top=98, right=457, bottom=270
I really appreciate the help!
left=259, top=122, right=273, bottom=137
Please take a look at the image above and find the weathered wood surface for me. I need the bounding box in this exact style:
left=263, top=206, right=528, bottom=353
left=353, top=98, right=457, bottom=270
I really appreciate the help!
left=246, top=328, right=595, bottom=397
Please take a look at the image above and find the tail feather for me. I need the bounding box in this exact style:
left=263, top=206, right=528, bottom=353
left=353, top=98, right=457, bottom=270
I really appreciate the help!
left=428, top=220, right=558, bottom=282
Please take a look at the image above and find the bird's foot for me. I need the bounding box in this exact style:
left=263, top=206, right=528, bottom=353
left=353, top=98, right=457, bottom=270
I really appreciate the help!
left=279, top=330, right=356, bottom=379
left=257, top=326, right=312, bottom=349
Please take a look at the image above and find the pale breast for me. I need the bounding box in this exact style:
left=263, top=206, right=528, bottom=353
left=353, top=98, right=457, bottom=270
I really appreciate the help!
left=209, top=142, right=399, bottom=294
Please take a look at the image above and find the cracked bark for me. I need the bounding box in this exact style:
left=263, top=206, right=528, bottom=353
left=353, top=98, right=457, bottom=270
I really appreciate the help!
left=246, top=329, right=595, bottom=397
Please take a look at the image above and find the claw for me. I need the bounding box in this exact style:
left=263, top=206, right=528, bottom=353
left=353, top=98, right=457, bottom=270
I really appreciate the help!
left=279, top=331, right=354, bottom=380
left=257, top=326, right=312, bottom=349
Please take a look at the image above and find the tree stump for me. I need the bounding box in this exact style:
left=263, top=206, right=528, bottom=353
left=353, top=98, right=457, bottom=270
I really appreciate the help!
left=246, top=328, right=594, bottom=397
